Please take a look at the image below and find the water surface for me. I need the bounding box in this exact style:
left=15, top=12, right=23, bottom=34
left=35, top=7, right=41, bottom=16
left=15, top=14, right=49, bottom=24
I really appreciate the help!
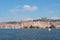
left=0, top=28, right=60, bottom=40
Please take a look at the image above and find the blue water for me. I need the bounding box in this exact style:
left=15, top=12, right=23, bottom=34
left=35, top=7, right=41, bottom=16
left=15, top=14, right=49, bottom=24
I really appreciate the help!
left=0, top=28, right=60, bottom=40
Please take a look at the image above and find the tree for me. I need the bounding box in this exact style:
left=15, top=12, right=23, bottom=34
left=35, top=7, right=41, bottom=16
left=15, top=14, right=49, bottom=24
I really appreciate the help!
left=24, top=26, right=28, bottom=28
left=30, top=25, right=40, bottom=28
left=49, top=24, right=56, bottom=28
left=30, top=25, right=34, bottom=28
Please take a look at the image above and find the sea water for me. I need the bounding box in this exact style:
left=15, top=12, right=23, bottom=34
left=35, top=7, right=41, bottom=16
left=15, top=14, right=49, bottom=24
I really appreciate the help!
left=0, top=28, right=60, bottom=40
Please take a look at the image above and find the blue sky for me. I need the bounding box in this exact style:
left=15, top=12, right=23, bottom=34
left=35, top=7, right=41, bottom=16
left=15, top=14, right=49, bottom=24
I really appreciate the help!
left=0, top=0, right=60, bottom=22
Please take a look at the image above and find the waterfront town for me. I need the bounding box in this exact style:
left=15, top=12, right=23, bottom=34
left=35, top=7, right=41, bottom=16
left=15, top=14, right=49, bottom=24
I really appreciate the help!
left=0, top=18, right=60, bottom=29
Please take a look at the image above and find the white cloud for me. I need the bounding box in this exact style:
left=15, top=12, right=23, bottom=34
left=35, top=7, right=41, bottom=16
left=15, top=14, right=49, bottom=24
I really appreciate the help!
left=10, top=5, right=38, bottom=13
left=10, top=5, right=20, bottom=13
left=51, top=16, right=60, bottom=19
left=23, top=5, right=31, bottom=11
left=23, top=5, right=38, bottom=11
left=31, top=6, right=38, bottom=11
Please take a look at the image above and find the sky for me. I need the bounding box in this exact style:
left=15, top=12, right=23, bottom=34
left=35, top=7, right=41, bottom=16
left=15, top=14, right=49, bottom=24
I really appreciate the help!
left=0, top=0, right=60, bottom=22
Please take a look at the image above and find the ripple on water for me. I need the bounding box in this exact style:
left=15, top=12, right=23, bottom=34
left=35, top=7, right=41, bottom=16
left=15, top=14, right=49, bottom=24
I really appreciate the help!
left=0, top=28, right=60, bottom=40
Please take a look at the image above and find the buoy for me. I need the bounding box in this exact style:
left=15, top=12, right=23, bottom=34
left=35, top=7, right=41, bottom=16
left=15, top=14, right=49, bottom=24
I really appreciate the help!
left=48, top=28, right=51, bottom=31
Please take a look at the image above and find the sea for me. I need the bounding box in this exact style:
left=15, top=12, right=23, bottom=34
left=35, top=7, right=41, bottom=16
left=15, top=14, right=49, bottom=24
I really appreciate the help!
left=0, top=28, right=60, bottom=40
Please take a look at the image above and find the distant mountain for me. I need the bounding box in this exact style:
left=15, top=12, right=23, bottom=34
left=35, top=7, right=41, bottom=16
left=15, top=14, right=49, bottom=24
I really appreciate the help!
left=1, top=18, right=60, bottom=24
left=33, top=18, right=60, bottom=22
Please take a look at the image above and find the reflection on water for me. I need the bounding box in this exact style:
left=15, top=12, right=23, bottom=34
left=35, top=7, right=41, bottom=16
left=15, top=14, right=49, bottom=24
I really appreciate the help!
left=0, top=28, right=60, bottom=40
